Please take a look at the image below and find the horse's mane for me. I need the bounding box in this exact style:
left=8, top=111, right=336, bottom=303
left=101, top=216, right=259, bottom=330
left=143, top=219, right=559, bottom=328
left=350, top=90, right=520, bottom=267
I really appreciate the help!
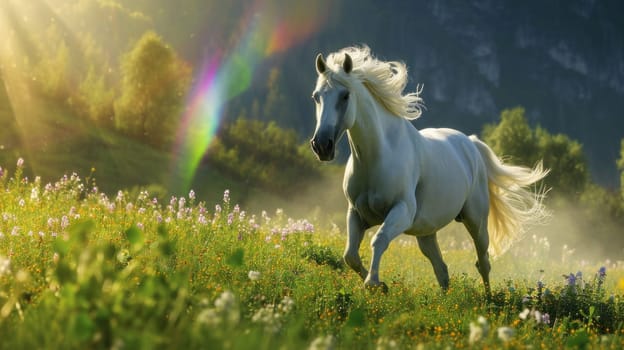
left=323, top=45, right=424, bottom=120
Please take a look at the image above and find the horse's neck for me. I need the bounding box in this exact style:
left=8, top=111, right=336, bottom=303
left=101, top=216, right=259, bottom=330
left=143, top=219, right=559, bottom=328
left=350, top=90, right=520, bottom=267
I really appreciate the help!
left=346, top=94, right=414, bottom=164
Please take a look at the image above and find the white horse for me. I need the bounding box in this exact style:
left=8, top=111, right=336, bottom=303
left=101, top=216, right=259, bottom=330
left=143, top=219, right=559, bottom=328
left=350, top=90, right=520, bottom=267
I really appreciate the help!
left=310, top=46, right=548, bottom=296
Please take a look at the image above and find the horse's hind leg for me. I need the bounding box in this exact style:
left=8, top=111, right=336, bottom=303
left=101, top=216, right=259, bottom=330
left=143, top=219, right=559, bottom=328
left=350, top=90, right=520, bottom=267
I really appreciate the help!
left=417, top=233, right=449, bottom=290
left=461, top=192, right=492, bottom=299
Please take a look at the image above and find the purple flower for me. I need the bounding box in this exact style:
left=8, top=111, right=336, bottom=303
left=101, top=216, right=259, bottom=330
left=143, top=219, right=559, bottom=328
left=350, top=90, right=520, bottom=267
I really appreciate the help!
left=541, top=313, right=550, bottom=325
left=566, top=273, right=576, bottom=287
left=227, top=213, right=234, bottom=225
left=61, top=215, right=70, bottom=230
left=598, top=266, right=606, bottom=278
left=188, top=190, right=196, bottom=201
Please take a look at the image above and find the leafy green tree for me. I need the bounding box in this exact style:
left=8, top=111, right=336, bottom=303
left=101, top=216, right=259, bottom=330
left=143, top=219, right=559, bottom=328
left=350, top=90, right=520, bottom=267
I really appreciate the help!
left=33, top=39, right=70, bottom=99
left=482, top=107, right=539, bottom=167
left=114, top=31, right=191, bottom=148
left=535, top=127, right=589, bottom=194
left=78, top=66, right=115, bottom=127
left=207, top=118, right=321, bottom=194
left=483, top=107, right=589, bottom=196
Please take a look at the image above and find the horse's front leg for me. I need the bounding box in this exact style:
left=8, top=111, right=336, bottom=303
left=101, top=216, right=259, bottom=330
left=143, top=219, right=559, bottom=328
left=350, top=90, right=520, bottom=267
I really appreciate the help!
left=344, top=206, right=369, bottom=280
left=365, top=200, right=415, bottom=290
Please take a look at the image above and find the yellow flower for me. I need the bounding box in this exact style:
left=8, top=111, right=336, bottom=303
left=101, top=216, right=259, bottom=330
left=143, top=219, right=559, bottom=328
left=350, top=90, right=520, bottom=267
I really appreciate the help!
left=618, top=277, right=624, bottom=292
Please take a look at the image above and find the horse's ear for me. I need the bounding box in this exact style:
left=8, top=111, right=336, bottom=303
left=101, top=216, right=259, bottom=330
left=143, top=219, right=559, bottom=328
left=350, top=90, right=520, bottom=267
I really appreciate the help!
left=343, top=53, right=353, bottom=74
left=315, top=53, right=326, bottom=74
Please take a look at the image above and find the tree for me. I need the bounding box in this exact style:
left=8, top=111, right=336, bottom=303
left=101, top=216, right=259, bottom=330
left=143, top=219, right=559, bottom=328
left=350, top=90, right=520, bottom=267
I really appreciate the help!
left=483, top=107, right=589, bottom=196
left=78, top=65, right=115, bottom=127
left=535, top=127, right=589, bottom=194
left=114, top=32, right=191, bottom=148
left=482, top=107, right=539, bottom=167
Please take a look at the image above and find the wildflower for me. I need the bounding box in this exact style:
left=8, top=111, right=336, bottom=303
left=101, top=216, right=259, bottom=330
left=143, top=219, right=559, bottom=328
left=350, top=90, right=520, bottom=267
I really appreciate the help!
left=215, top=204, right=222, bottom=214
left=30, top=188, right=39, bottom=201
left=617, top=278, right=624, bottom=292
left=18, top=199, right=25, bottom=207
left=469, top=316, right=489, bottom=344
left=215, top=290, right=236, bottom=311
left=376, top=336, right=398, bottom=349
left=138, top=207, right=146, bottom=215
left=308, top=335, right=334, bottom=350
left=248, top=270, right=261, bottom=281
left=61, top=216, right=70, bottom=230
left=541, top=313, right=551, bottom=325
left=0, top=256, right=10, bottom=275
left=136, top=223, right=144, bottom=230
left=278, top=296, right=295, bottom=314
left=196, top=308, right=221, bottom=327
left=16, top=158, right=24, bottom=167
left=198, top=214, right=208, bottom=225
left=116, top=190, right=124, bottom=202
left=227, top=213, right=234, bottom=225
left=534, top=310, right=542, bottom=324
left=519, top=308, right=530, bottom=320
left=223, top=189, right=230, bottom=204
left=598, top=266, right=607, bottom=278
left=537, top=280, right=544, bottom=289
left=188, top=189, right=196, bottom=201
left=497, top=327, right=515, bottom=342
left=11, top=226, right=19, bottom=236
left=0, top=166, right=3, bottom=177
left=565, top=273, right=576, bottom=287
left=252, top=307, right=280, bottom=333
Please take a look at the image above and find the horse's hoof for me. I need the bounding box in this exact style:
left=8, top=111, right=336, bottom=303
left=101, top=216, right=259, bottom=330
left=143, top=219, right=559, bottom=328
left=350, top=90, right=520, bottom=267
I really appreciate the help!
left=365, top=281, right=389, bottom=294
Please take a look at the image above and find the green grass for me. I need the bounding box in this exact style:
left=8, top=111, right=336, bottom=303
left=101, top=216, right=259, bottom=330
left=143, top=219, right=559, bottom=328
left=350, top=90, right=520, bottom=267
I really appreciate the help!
left=0, top=164, right=623, bottom=349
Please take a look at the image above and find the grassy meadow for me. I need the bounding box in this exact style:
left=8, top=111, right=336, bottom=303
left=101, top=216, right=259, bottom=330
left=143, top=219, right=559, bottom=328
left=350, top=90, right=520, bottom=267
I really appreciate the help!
left=0, top=161, right=623, bottom=349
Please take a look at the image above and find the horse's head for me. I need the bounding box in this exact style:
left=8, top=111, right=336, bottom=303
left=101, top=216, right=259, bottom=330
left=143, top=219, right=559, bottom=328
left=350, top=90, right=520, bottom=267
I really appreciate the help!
left=310, top=53, right=355, bottom=161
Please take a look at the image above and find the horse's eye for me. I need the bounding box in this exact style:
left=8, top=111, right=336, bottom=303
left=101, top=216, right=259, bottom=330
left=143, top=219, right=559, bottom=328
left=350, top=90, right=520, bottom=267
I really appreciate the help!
left=342, top=92, right=350, bottom=101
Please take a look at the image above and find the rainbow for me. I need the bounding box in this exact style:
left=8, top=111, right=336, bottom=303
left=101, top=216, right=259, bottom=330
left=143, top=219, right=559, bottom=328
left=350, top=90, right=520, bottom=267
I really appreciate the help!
left=171, top=1, right=328, bottom=192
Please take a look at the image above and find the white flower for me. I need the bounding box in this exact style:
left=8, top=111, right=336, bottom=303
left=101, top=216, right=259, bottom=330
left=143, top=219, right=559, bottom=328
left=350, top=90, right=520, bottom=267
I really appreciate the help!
left=497, top=327, right=515, bottom=342
left=278, top=296, right=294, bottom=314
left=469, top=316, right=489, bottom=344
left=214, top=290, right=236, bottom=311
left=519, top=308, right=531, bottom=320
left=534, top=310, right=543, bottom=323
left=248, top=270, right=261, bottom=281
left=308, top=335, right=334, bottom=350
left=0, top=256, right=10, bottom=275
left=376, top=337, right=398, bottom=350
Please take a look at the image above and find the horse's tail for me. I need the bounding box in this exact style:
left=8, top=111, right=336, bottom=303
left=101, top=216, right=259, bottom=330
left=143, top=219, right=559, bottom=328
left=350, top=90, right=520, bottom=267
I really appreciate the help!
left=469, top=135, right=550, bottom=257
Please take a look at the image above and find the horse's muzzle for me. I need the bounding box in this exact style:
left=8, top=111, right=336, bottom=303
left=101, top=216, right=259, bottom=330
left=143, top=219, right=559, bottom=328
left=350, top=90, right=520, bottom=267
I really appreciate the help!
left=310, top=136, right=335, bottom=161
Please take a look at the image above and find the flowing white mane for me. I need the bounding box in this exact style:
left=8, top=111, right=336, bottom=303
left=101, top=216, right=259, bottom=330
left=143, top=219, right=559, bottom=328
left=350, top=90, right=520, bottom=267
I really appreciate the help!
left=321, top=45, right=424, bottom=120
